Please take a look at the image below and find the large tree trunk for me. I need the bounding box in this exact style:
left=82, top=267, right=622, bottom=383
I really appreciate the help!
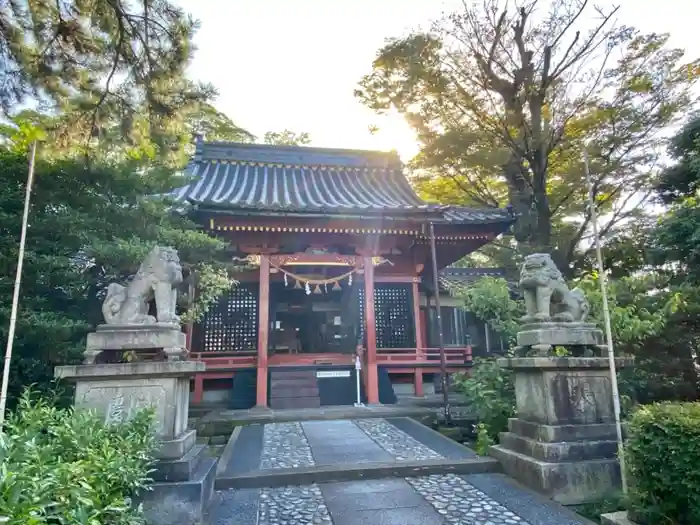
left=504, top=154, right=553, bottom=258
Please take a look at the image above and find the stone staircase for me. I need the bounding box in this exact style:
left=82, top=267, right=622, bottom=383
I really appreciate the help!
left=269, top=369, right=321, bottom=409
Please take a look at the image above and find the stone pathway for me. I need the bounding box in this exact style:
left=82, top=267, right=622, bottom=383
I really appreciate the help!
left=407, top=474, right=526, bottom=524
left=355, top=418, right=443, bottom=461
left=209, top=417, right=593, bottom=524
left=208, top=474, right=591, bottom=525
left=260, top=423, right=315, bottom=469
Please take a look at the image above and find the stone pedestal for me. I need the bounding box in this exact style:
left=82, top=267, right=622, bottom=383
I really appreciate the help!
left=55, top=361, right=214, bottom=525
left=85, top=323, right=187, bottom=363
left=516, top=322, right=605, bottom=355
left=489, top=357, right=633, bottom=505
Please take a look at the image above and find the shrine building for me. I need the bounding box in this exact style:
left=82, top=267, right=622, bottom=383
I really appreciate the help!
left=173, top=138, right=514, bottom=409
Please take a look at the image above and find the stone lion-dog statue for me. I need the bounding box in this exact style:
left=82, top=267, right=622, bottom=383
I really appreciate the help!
left=102, top=246, right=183, bottom=325
left=519, top=253, right=589, bottom=323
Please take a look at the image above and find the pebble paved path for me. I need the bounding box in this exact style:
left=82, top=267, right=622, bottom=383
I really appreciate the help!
left=258, top=485, right=332, bottom=525
left=208, top=417, right=592, bottom=525
left=408, top=474, right=528, bottom=524
left=355, top=418, right=443, bottom=460
left=259, top=422, right=315, bottom=469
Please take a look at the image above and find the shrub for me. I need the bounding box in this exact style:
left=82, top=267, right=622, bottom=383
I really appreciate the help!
left=473, top=423, right=495, bottom=456
left=573, top=493, right=627, bottom=524
left=0, top=391, right=158, bottom=524
left=626, top=402, right=700, bottom=524
left=455, top=358, right=515, bottom=440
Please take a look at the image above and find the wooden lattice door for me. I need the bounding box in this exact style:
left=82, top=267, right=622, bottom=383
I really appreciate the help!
left=193, top=284, right=259, bottom=353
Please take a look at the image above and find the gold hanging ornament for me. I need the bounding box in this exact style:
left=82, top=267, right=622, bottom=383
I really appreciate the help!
left=313, top=285, right=322, bottom=294
left=294, top=280, right=302, bottom=289
left=332, top=281, right=341, bottom=291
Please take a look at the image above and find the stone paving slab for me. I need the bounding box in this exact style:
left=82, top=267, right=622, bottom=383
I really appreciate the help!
left=208, top=473, right=594, bottom=525
left=219, top=424, right=263, bottom=476
left=205, top=488, right=259, bottom=525
left=303, top=420, right=393, bottom=465
left=209, top=416, right=593, bottom=525
left=198, top=405, right=437, bottom=437
left=220, top=417, right=453, bottom=476
left=215, top=456, right=500, bottom=490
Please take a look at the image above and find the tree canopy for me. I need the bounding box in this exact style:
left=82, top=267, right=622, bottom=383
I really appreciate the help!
left=652, top=115, right=700, bottom=282
left=263, top=129, right=312, bottom=146
left=357, top=0, right=700, bottom=274
left=0, top=0, right=221, bottom=165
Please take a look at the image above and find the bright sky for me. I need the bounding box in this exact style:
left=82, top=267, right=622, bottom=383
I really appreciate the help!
left=176, top=0, right=700, bottom=161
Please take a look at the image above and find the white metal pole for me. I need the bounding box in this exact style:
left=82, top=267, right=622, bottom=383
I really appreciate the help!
left=583, top=146, right=628, bottom=494
left=0, top=141, right=38, bottom=429
left=354, top=355, right=364, bottom=407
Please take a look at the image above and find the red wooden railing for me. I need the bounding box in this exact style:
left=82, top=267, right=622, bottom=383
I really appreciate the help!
left=376, top=347, right=472, bottom=365
left=190, top=351, right=257, bottom=370
left=190, top=347, right=472, bottom=368
left=188, top=347, right=472, bottom=403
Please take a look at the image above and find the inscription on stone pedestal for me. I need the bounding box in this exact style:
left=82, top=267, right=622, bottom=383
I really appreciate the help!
left=571, top=380, right=596, bottom=416
left=553, top=374, right=611, bottom=424
left=106, top=392, right=126, bottom=424
left=78, top=383, right=169, bottom=436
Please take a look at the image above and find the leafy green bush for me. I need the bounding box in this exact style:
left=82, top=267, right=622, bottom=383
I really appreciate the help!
left=473, top=423, right=495, bottom=456
left=455, top=358, right=515, bottom=440
left=0, top=391, right=158, bottom=524
left=573, top=493, right=627, bottom=524
left=626, top=402, right=700, bottom=524
left=448, top=277, right=522, bottom=346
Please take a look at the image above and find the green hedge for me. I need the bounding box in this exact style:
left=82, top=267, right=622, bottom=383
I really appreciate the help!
left=0, top=391, right=158, bottom=524
left=627, top=402, right=700, bottom=524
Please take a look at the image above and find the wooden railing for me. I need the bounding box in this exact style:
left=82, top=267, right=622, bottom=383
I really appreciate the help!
left=376, top=347, right=472, bottom=365
left=189, top=347, right=473, bottom=369
left=188, top=347, right=472, bottom=403
left=189, top=351, right=257, bottom=371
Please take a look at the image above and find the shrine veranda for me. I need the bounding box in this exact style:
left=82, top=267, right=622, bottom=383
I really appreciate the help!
left=174, top=139, right=514, bottom=408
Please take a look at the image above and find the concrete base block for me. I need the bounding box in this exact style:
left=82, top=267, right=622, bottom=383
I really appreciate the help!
left=499, top=431, right=618, bottom=462
left=142, top=456, right=216, bottom=525
left=490, top=444, right=622, bottom=505
left=601, top=511, right=638, bottom=525
left=152, top=444, right=207, bottom=482
left=508, top=417, right=624, bottom=442
left=156, top=428, right=197, bottom=460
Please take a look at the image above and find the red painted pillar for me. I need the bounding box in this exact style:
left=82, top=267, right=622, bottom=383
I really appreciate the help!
left=256, top=254, right=270, bottom=408
left=412, top=280, right=423, bottom=353
left=412, top=279, right=425, bottom=396
left=414, top=369, right=424, bottom=397
left=193, top=374, right=204, bottom=404
left=363, top=256, right=379, bottom=404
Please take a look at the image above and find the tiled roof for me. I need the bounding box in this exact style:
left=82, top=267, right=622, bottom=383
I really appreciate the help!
left=438, top=267, right=507, bottom=289
left=172, top=140, right=514, bottom=225
left=436, top=267, right=518, bottom=295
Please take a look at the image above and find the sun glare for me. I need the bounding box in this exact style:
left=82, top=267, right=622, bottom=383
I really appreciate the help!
left=366, top=110, right=421, bottom=163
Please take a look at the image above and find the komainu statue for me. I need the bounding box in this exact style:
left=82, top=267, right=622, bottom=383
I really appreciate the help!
left=519, top=253, right=589, bottom=323
left=102, top=246, right=183, bottom=325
